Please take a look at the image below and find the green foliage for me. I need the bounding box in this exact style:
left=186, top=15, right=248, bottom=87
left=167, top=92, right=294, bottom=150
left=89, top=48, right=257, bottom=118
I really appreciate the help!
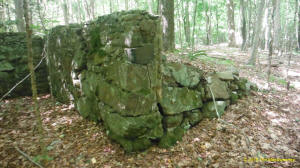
left=33, top=154, right=53, bottom=163
left=269, top=75, right=287, bottom=86
left=187, top=50, right=207, bottom=60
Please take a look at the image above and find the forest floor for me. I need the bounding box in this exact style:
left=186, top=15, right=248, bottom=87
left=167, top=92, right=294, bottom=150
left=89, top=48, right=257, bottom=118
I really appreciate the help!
left=1, top=45, right=300, bottom=168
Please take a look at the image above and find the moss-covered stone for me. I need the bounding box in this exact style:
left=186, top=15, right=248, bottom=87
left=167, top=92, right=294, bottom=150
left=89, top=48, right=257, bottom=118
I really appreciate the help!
left=0, top=32, right=49, bottom=98
left=205, top=74, right=230, bottom=100
left=163, top=114, right=183, bottom=129
left=165, top=62, right=202, bottom=88
left=160, top=86, right=202, bottom=115
left=185, top=109, right=204, bottom=126
left=203, top=101, right=228, bottom=118
left=158, top=126, right=185, bottom=148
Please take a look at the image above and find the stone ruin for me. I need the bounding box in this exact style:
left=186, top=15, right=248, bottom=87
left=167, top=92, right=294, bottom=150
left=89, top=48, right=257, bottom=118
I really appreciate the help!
left=0, top=33, right=49, bottom=97
left=0, top=10, right=256, bottom=152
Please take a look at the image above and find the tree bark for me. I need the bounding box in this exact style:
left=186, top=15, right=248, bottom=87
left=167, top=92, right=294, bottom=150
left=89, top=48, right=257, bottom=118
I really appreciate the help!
left=203, top=0, right=211, bottom=45
left=273, top=0, right=281, bottom=49
left=14, top=0, right=25, bottom=32
left=247, top=0, right=266, bottom=65
left=0, top=1, right=5, bottom=32
left=125, top=0, right=129, bottom=10
left=226, top=0, right=236, bottom=47
left=192, top=0, right=198, bottom=51
left=160, top=0, right=175, bottom=51
left=240, top=0, right=247, bottom=50
left=23, top=0, right=46, bottom=156
left=297, top=0, right=300, bottom=50
left=147, top=0, right=153, bottom=14
left=267, top=0, right=275, bottom=89
left=62, top=0, right=69, bottom=25
left=109, top=0, right=113, bottom=13
left=183, top=0, right=191, bottom=47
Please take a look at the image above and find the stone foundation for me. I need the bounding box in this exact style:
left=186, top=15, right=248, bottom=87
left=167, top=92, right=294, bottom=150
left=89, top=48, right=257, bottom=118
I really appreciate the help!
left=46, top=10, right=257, bottom=152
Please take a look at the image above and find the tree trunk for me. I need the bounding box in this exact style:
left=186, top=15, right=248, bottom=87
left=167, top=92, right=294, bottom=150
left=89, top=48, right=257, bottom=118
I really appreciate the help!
left=216, top=7, right=219, bottom=43
left=23, top=0, right=46, bottom=156
left=183, top=0, right=191, bottom=47
left=247, top=0, right=266, bottom=65
left=203, top=0, right=211, bottom=45
left=109, top=0, right=113, bottom=13
left=192, top=0, right=198, bottom=52
left=90, top=0, right=95, bottom=19
left=297, top=0, right=300, bottom=50
left=267, top=0, right=275, bottom=89
left=14, top=0, right=25, bottom=32
left=0, top=1, right=5, bottom=32
left=147, top=0, right=153, bottom=14
left=160, top=0, right=175, bottom=51
left=125, top=0, right=129, bottom=10
left=273, top=0, right=281, bottom=49
left=62, top=0, right=69, bottom=25
left=176, top=0, right=183, bottom=48
left=226, top=0, right=236, bottom=47
left=240, top=0, right=247, bottom=50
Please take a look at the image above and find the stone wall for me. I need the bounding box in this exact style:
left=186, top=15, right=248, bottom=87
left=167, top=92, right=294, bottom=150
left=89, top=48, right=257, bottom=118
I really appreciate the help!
left=47, top=10, right=256, bottom=152
left=0, top=32, right=49, bottom=97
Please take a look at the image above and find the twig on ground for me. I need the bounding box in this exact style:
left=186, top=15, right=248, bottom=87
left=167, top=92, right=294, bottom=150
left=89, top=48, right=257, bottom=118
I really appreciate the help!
left=14, top=146, right=44, bottom=168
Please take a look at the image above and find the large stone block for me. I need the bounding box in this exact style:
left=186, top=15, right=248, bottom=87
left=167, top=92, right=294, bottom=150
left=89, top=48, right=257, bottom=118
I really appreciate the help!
left=160, top=86, right=203, bottom=115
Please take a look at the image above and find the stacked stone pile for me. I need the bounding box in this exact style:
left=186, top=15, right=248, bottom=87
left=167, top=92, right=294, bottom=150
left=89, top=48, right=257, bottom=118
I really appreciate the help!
left=45, top=10, right=257, bottom=152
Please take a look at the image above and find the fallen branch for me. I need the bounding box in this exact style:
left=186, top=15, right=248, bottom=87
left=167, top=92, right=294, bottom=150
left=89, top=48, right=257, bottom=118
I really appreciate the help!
left=14, top=146, right=44, bottom=168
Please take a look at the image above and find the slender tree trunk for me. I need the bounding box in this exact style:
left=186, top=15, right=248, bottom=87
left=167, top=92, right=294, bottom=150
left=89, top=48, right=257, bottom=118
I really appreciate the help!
left=267, top=0, right=275, bottom=89
left=247, top=0, right=252, bottom=47
left=147, top=0, right=153, bottom=14
left=36, top=0, right=46, bottom=31
left=23, top=0, right=46, bottom=157
left=0, top=1, right=5, bottom=32
left=160, top=0, right=175, bottom=51
left=273, top=0, right=281, bottom=50
left=62, top=0, right=69, bottom=25
left=247, top=0, right=266, bottom=65
left=176, top=0, right=183, bottom=48
left=183, top=0, right=191, bottom=47
left=216, top=8, right=219, bottom=43
left=203, top=0, right=210, bottom=45
left=125, top=0, right=129, bottom=10
left=226, top=0, right=236, bottom=47
left=109, top=0, right=113, bottom=13
left=208, top=0, right=212, bottom=44
left=14, top=0, right=25, bottom=32
left=240, top=0, right=247, bottom=50
left=90, top=0, right=95, bottom=19
left=192, top=0, right=198, bottom=52
left=297, top=0, right=300, bottom=50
